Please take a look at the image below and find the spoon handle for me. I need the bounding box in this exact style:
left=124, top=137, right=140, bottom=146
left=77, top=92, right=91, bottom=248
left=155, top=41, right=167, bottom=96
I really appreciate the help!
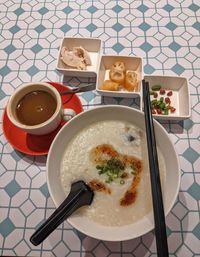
left=30, top=181, right=94, bottom=246
left=60, top=83, right=96, bottom=95
left=60, top=87, right=79, bottom=95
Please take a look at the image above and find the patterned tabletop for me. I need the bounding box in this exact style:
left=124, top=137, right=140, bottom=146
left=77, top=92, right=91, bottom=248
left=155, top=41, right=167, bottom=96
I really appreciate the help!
left=0, top=0, right=200, bottom=256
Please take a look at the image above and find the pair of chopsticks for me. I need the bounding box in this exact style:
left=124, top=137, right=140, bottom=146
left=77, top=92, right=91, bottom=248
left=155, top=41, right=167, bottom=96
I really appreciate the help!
left=142, top=80, right=169, bottom=257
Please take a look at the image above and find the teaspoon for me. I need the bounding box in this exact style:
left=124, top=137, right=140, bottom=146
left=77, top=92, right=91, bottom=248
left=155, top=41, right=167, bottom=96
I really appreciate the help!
left=60, top=83, right=96, bottom=95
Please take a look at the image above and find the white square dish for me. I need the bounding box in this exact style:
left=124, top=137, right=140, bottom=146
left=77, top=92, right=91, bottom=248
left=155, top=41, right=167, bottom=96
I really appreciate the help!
left=144, top=75, right=191, bottom=120
left=56, top=37, right=102, bottom=78
left=96, top=55, right=143, bottom=99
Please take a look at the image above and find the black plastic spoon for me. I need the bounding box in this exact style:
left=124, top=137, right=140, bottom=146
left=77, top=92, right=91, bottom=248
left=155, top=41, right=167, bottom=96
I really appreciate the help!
left=30, top=180, right=94, bottom=246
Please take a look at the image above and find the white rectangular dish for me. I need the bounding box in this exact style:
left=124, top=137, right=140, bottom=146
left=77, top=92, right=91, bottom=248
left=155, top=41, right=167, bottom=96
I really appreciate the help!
left=96, top=55, right=143, bottom=98
left=144, top=75, right=191, bottom=120
left=56, top=37, right=102, bottom=78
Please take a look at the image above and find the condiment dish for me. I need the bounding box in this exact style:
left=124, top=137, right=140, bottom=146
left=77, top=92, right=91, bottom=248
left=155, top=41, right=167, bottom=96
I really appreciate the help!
left=144, top=75, right=191, bottom=120
left=96, top=55, right=143, bottom=102
left=56, top=37, right=102, bottom=78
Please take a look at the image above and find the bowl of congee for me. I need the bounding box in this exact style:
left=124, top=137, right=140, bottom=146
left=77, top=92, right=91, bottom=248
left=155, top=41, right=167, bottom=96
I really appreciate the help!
left=47, top=105, right=180, bottom=241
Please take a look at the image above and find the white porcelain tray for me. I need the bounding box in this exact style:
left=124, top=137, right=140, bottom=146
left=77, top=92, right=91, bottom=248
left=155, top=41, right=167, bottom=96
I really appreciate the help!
left=56, top=37, right=102, bottom=78
left=96, top=55, right=143, bottom=99
left=144, top=75, right=191, bottom=120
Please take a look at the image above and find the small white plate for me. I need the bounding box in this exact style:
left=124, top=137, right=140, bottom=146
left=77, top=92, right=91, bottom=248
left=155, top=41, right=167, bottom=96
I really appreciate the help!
left=96, top=55, right=143, bottom=102
left=56, top=37, right=102, bottom=78
left=144, top=75, right=191, bottom=120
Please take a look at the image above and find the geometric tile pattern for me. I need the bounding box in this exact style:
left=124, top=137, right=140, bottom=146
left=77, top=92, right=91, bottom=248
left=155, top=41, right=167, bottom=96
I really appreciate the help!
left=1, top=0, right=200, bottom=256
left=0, top=218, right=15, bottom=238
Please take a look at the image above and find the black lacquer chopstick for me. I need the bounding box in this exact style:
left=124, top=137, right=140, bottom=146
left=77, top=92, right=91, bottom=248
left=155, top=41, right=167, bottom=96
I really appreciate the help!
left=142, top=79, right=169, bottom=257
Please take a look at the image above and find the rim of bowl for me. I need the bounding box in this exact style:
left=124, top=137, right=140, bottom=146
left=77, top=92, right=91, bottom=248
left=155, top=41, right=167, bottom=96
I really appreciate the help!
left=46, top=105, right=181, bottom=241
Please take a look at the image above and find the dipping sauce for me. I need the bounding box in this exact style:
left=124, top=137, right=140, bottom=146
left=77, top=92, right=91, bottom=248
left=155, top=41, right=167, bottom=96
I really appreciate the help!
left=16, top=90, right=57, bottom=126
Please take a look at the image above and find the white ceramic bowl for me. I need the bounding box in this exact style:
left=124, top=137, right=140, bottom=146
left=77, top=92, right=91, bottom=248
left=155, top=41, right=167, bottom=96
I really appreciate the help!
left=47, top=106, right=180, bottom=241
left=144, top=75, right=191, bottom=120
left=56, top=37, right=102, bottom=78
left=96, top=55, right=143, bottom=101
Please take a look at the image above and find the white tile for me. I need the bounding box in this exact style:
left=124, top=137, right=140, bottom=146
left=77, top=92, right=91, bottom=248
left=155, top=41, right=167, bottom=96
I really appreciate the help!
left=184, top=233, right=200, bottom=253
left=9, top=208, right=26, bottom=227
left=26, top=209, right=45, bottom=228
left=14, top=240, right=31, bottom=256
left=168, top=232, right=183, bottom=252
left=29, top=190, right=46, bottom=208
left=4, top=229, right=24, bottom=248
left=11, top=189, right=29, bottom=207
left=63, top=230, right=81, bottom=251
left=20, top=199, right=36, bottom=216
left=182, top=212, right=200, bottom=231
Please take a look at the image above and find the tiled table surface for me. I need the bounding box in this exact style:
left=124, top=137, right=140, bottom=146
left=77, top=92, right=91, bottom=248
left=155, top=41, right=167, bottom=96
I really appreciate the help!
left=0, top=0, right=200, bottom=256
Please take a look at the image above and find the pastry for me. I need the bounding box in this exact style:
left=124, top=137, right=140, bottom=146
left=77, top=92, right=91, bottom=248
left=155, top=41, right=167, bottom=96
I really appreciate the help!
left=109, top=61, right=126, bottom=84
left=109, top=69, right=125, bottom=84
left=124, top=71, right=138, bottom=91
left=111, top=61, right=126, bottom=72
left=100, top=80, right=120, bottom=91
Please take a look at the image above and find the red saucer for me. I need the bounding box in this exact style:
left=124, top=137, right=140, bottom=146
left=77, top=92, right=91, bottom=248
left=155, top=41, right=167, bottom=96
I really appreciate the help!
left=3, top=82, right=83, bottom=156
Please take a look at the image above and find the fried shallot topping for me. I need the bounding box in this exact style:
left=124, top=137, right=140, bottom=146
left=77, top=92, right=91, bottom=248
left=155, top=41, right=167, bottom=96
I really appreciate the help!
left=89, top=179, right=111, bottom=194
left=89, top=144, right=143, bottom=206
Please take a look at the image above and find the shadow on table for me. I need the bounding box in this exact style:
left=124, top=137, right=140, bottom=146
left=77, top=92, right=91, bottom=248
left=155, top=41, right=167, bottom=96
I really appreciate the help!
left=102, top=95, right=141, bottom=110
left=13, top=150, right=47, bottom=166
left=158, top=120, right=184, bottom=134
left=165, top=191, right=189, bottom=255
left=77, top=191, right=189, bottom=256
left=79, top=231, right=154, bottom=256
left=62, top=75, right=96, bottom=87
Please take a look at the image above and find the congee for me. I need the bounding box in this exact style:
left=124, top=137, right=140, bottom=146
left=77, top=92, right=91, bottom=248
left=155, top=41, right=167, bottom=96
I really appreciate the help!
left=60, top=120, right=166, bottom=226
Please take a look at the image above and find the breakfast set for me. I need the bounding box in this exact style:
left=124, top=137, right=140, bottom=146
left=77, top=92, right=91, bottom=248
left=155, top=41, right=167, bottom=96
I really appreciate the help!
left=2, top=0, right=200, bottom=255
left=2, top=36, right=189, bottom=252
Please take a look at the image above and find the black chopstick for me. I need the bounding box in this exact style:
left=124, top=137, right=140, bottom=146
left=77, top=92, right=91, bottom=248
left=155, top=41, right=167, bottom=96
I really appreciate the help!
left=142, top=79, right=169, bottom=257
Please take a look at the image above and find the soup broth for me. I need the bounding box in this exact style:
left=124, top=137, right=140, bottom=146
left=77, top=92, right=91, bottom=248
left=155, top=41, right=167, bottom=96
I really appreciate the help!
left=16, top=90, right=57, bottom=126
left=60, top=120, right=166, bottom=226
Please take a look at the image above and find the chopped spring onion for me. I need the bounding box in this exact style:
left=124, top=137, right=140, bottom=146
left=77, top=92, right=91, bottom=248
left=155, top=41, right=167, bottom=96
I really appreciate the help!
left=120, top=180, right=125, bottom=185
left=151, top=85, right=161, bottom=91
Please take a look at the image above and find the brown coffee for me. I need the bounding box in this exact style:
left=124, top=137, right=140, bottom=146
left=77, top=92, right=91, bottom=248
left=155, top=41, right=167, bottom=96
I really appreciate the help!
left=16, top=90, right=57, bottom=126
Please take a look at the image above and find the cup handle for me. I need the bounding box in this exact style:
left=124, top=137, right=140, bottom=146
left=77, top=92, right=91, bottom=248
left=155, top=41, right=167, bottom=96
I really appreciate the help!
left=62, top=108, right=76, bottom=122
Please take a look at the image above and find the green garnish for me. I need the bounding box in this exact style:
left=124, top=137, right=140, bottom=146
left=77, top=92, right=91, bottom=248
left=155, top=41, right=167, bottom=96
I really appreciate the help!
left=131, top=163, right=137, bottom=176
left=151, top=85, right=161, bottom=91
left=160, top=97, right=164, bottom=103
left=131, top=163, right=136, bottom=170
left=164, top=109, right=169, bottom=115
left=96, top=158, right=125, bottom=184
left=151, top=99, right=158, bottom=106
left=150, top=96, right=168, bottom=114
left=120, top=180, right=125, bottom=185
left=159, top=102, right=166, bottom=110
